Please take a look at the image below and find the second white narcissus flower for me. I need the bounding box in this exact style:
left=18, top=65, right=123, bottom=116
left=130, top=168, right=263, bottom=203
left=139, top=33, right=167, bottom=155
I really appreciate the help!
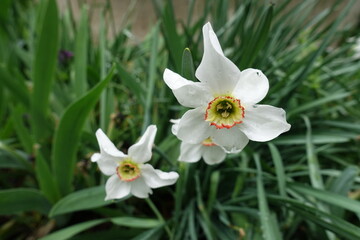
left=171, top=119, right=226, bottom=165
left=91, top=125, right=179, bottom=200
left=164, top=22, right=291, bottom=153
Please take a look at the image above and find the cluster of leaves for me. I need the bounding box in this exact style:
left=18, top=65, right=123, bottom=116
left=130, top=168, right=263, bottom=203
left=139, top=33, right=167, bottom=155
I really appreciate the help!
left=0, top=0, right=359, bottom=239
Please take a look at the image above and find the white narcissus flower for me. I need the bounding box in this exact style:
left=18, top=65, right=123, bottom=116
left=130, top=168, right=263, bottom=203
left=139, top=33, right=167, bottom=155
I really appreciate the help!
left=91, top=125, right=179, bottom=200
left=171, top=119, right=226, bottom=165
left=164, top=22, right=291, bottom=153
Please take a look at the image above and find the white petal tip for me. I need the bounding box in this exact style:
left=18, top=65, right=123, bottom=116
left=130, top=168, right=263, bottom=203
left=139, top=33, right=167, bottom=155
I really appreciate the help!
left=95, top=128, right=105, bottom=136
left=90, top=153, right=101, bottom=162
left=178, top=158, right=199, bottom=163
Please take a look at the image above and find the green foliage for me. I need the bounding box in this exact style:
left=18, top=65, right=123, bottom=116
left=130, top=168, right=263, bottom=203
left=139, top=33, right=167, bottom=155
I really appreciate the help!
left=52, top=66, right=114, bottom=196
left=31, top=0, right=59, bottom=142
left=0, top=0, right=360, bottom=239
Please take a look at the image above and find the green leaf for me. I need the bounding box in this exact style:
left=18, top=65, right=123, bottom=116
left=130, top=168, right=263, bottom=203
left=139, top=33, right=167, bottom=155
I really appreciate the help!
left=303, top=116, right=324, bottom=189
left=239, top=4, right=273, bottom=68
left=160, top=0, right=183, bottom=71
left=207, top=170, right=220, bottom=215
left=49, top=186, right=109, bottom=217
left=255, top=155, right=283, bottom=240
left=99, top=12, right=111, bottom=131
left=52, top=67, right=114, bottom=197
left=142, top=23, right=159, bottom=132
left=39, top=219, right=106, bottom=240
left=116, top=63, right=145, bottom=105
left=181, top=48, right=195, bottom=81
left=268, top=143, right=286, bottom=197
left=11, top=105, right=33, bottom=153
left=0, top=0, right=12, bottom=21
left=329, top=166, right=359, bottom=195
left=31, top=0, right=59, bottom=141
left=35, top=152, right=60, bottom=203
left=0, top=188, right=51, bottom=215
left=0, top=150, right=26, bottom=169
left=289, top=183, right=360, bottom=215
left=0, top=66, right=30, bottom=108
left=287, top=92, right=350, bottom=118
left=270, top=196, right=360, bottom=240
left=111, top=217, right=161, bottom=228
left=130, top=226, right=163, bottom=240
left=330, top=166, right=358, bottom=217
left=73, top=5, right=89, bottom=97
left=273, top=133, right=352, bottom=145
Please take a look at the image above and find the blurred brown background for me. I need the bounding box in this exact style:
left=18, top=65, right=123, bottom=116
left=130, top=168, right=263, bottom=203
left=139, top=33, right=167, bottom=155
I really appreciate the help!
left=56, top=0, right=360, bottom=40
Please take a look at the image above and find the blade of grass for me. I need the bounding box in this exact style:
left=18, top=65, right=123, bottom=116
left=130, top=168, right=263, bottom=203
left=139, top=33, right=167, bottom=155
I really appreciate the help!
left=111, top=217, right=161, bottom=228
left=99, top=12, right=111, bottom=131
left=287, top=92, right=350, bottom=118
left=195, top=173, right=214, bottom=240
left=145, top=198, right=172, bottom=239
left=142, top=23, right=159, bottom=132
left=289, top=183, right=360, bottom=215
left=283, top=0, right=355, bottom=96
left=303, top=116, right=324, bottom=189
left=12, top=105, right=33, bottom=153
left=31, top=0, right=59, bottom=141
left=269, top=195, right=360, bottom=240
left=131, top=226, right=163, bottom=240
left=268, top=143, right=287, bottom=197
left=254, top=154, right=283, bottom=240
left=303, top=116, right=337, bottom=239
left=239, top=4, right=273, bottom=68
left=73, top=5, right=89, bottom=97
left=159, top=0, right=183, bottom=72
left=0, top=66, right=30, bottom=108
left=207, top=170, right=219, bottom=215
left=35, top=151, right=60, bottom=203
left=231, top=152, right=249, bottom=199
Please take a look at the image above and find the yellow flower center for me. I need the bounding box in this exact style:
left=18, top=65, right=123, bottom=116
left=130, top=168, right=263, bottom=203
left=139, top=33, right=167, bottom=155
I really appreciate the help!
left=116, top=159, right=141, bottom=182
left=202, top=137, right=216, bottom=146
left=205, top=96, right=244, bottom=129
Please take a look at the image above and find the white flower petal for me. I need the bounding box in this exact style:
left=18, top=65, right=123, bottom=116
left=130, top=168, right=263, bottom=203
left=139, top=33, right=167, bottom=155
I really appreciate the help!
left=178, top=141, right=203, bottom=163
left=201, top=145, right=227, bottom=165
left=93, top=155, right=117, bottom=176
left=170, top=119, right=180, bottom=136
left=195, top=22, right=241, bottom=95
left=95, top=129, right=126, bottom=158
left=232, top=69, right=269, bottom=104
left=105, top=175, right=131, bottom=200
left=128, top=125, right=157, bottom=164
left=91, top=153, right=101, bottom=162
left=211, top=127, right=249, bottom=153
left=141, top=164, right=179, bottom=188
left=130, top=177, right=153, bottom=198
left=177, top=107, right=211, bottom=144
left=163, top=69, right=211, bottom=108
left=93, top=129, right=125, bottom=176
left=240, top=105, right=291, bottom=142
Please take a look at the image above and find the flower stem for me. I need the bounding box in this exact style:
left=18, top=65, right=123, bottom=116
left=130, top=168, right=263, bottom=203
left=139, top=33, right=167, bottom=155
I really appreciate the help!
left=145, top=198, right=173, bottom=239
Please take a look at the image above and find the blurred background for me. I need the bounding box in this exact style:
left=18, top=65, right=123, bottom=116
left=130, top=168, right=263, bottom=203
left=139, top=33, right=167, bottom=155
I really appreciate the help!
left=56, top=0, right=360, bottom=40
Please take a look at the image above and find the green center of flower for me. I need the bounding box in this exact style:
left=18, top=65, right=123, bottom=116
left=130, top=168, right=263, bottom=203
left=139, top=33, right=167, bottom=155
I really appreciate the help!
left=116, top=160, right=141, bottom=182
left=205, top=96, right=244, bottom=129
left=202, top=137, right=216, bottom=146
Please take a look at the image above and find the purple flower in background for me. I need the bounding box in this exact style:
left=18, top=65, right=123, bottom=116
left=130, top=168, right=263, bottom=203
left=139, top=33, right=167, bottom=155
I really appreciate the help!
left=58, top=50, right=74, bottom=64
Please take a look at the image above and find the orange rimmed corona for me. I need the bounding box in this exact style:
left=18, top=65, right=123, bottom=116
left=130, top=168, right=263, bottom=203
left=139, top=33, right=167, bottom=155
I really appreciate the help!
left=205, top=96, right=245, bottom=129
